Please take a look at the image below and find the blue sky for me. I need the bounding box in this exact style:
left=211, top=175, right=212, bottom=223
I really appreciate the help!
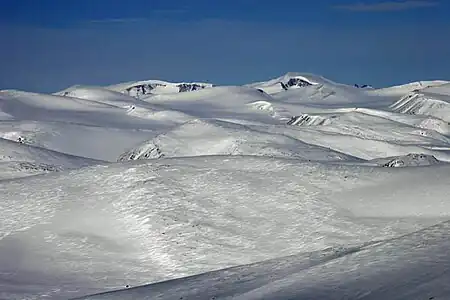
left=1, top=0, right=449, bottom=92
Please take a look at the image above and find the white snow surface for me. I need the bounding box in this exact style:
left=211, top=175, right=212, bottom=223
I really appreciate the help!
left=1, top=72, right=450, bottom=299
left=73, top=220, right=450, bottom=300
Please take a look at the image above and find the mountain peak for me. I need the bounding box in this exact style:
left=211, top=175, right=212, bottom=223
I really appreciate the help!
left=106, top=80, right=214, bottom=98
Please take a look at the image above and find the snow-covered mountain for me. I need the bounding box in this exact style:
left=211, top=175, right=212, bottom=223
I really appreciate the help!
left=246, top=72, right=322, bottom=94
left=354, top=83, right=374, bottom=89
left=106, top=79, right=214, bottom=98
left=117, top=118, right=357, bottom=162
left=390, top=82, right=450, bottom=122
left=370, top=80, right=450, bottom=97
left=2, top=72, right=450, bottom=300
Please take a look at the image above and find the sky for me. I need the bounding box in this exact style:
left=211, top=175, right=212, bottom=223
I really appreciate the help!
left=1, top=0, right=449, bottom=92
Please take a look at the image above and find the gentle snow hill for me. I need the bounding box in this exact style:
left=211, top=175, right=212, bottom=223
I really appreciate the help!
left=0, top=89, right=117, bottom=112
left=370, top=153, right=441, bottom=167
left=117, top=118, right=358, bottom=162
left=139, top=85, right=285, bottom=124
left=421, top=82, right=450, bottom=95
left=106, top=79, right=213, bottom=98
left=237, top=111, right=450, bottom=162
left=246, top=72, right=321, bottom=94
left=248, top=72, right=394, bottom=110
left=0, top=89, right=183, bottom=130
left=54, top=85, right=144, bottom=107
left=0, top=137, right=103, bottom=179
left=0, top=90, right=195, bottom=161
left=247, top=72, right=383, bottom=107
left=117, top=111, right=450, bottom=163
left=337, top=107, right=450, bottom=136
left=286, top=110, right=450, bottom=145
left=267, top=124, right=450, bottom=162
left=1, top=156, right=450, bottom=299
left=0, top=89, right=156, bottom=128
left=246, top=72, right=358, bottom=95
left=369, top=80, right=450, bottom=97
left=54, top=85, right=200, bottom=125
left=54, top=86, right=196, bottom=124
left=73, top=220, right=450, bottom=300
left=3, top=72, right=450, bottom=299
left=390, top=87, right=450, bottom=122
left=0, top=120, right=159, bottom=162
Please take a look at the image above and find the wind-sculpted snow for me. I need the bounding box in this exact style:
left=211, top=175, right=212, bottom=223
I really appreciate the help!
left=2, top=157, right=450, bottom=299
left=73, top=220, right=450, bottom=300
left=1, top=72, right=450, bottom=299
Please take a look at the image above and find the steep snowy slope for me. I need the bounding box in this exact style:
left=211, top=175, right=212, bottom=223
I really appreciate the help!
left=74, top=220, right=450, bottom=300
left=1, top=157, right=450, bottom=299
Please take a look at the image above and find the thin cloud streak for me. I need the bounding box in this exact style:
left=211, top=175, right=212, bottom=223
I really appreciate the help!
left=87, top=18, right=147, bottom=24
left=86, top=9, right=187, bottom=24
left=333, top=1, right=438, bottom=12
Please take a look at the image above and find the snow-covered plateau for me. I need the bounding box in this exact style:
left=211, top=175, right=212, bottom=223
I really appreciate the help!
left=1, top=72, right=450, bottom=299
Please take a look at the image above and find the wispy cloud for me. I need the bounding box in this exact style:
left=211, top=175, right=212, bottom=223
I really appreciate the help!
left=151, top=9, right=187, bottom=15
left=87, top=18, right=147, bottom=24
left=333, top=1, right=438, bottom=12
left=86, top=9, right=187, bottom=24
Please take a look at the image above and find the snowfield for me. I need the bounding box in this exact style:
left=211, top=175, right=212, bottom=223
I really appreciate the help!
left=1, top=72, right=450, bottom=299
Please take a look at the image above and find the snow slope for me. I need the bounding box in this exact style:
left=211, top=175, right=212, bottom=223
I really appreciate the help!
left=1, top=71, right=450, bottom=300
left=2, top=157, right=450, bottom=299
left=370, top=80, right=450, bottom=97
left=55, top=85, right=142, bottom=106
left=0, top=137, right=102, bottom=179
left=117, top=118, right=358, bottom=162
left=370, top=153, right=441, bottom=167
left=74, top=220, right=450, bottom=300
left=0, top=89, right=192, bottom=161
left=390, top=87, right=450, bottom=122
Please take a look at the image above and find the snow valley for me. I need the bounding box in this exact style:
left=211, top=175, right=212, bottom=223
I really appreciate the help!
left=1, top=73, right=450, bottom=300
